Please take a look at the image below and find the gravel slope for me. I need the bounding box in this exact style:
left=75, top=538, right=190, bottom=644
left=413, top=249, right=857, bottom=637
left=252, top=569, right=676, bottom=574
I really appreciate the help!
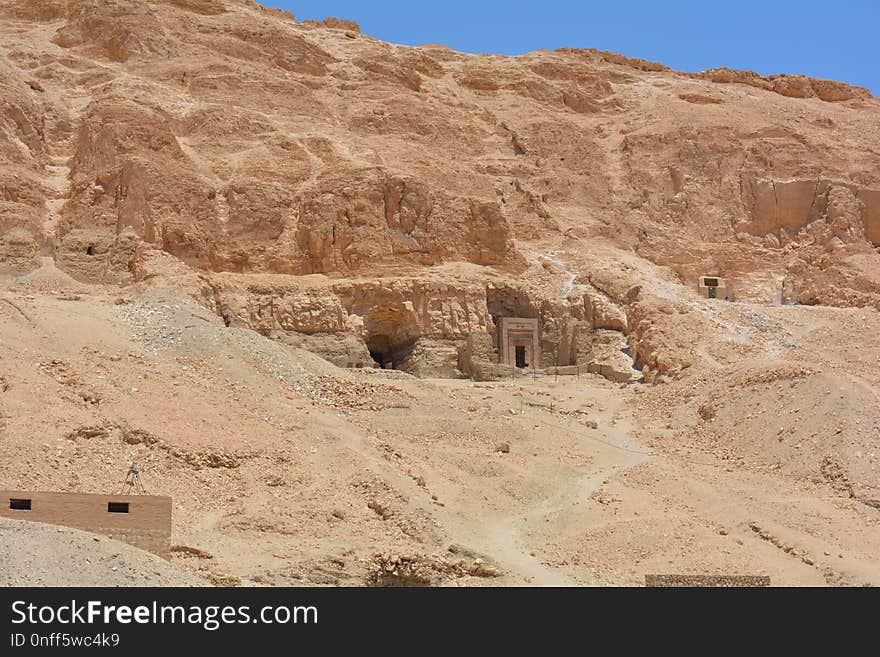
left=0, top=517, right=207, bottom=587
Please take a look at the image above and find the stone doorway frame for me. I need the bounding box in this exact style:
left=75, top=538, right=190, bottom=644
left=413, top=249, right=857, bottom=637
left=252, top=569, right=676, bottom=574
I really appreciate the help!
left=499, top=317, right=541, bottom=369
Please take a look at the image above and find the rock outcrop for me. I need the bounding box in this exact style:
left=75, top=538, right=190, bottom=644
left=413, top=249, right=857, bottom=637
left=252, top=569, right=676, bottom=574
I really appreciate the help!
left=691, top=67, right=873, bottom=103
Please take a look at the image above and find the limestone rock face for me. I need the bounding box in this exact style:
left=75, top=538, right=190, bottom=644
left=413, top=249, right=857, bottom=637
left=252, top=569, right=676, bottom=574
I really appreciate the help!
left=739, top=176, right=875, bottom=247
left=397, top=339, right=463, bottom=378
left=583, top=287, right=627, bottom=332
left=0, top=227, right=40, bottom=272
left=0, top=57, right=46, bottom=272
left=859, top=189, right=880, bottom=245
left=269, top=330, right=372, bottom=369
left=581, top=329, right=642, bottom=384
left=1, top=0, right=879, bottom=379
left=300, top=17, right=359, bottom=33
left=458, top=331, right=518, bottom=382
left=207, top=277, right=494, bottom=346
left=295, top=171, right=518, bottom=274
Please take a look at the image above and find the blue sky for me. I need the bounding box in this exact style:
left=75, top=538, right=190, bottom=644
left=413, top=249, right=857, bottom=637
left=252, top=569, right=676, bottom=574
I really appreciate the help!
left=263, top=0, right=879, bottom=95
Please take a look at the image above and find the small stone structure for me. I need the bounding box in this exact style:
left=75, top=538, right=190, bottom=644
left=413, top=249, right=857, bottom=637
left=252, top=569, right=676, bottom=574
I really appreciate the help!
left=498, top=317, right=541, bottom=369
left=0, top=490, right=172, bottom=558
left=698, top=275, right=729, bottom=300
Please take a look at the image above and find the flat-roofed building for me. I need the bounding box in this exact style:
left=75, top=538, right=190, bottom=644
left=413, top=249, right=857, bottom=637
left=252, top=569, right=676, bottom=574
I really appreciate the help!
left=0, top=490, right=172, bottom=558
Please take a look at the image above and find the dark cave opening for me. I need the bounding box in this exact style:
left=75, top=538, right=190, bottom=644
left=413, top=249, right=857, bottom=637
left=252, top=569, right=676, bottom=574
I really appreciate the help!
left=365, top=332, right=416, bottom=371
left=367, top=334, right=393, bottom=369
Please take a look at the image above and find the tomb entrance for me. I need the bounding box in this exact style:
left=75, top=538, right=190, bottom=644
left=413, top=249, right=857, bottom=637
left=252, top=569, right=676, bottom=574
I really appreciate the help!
left=498, top=317, right=541, bottom=369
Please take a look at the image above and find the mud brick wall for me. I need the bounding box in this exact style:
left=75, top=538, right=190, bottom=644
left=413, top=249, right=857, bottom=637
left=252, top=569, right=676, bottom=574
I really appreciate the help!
left=0, top=490, right=172, bottom=558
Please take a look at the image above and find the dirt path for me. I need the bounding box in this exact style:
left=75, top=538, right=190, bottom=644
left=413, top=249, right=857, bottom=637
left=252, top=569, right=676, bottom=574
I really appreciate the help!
left=458, top=393, right=652, bottom=586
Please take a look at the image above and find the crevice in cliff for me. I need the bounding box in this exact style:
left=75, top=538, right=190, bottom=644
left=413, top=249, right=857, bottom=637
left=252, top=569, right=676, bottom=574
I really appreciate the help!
left=806, top=175, right=822, bottom=223
left=502, top=122, right=526, bottom=156
left=771, top=179, right=779, bottom=234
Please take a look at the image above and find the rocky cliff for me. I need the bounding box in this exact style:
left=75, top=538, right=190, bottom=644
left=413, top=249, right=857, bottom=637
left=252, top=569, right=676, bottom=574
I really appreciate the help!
left=1, top=0, right=879, bottom=379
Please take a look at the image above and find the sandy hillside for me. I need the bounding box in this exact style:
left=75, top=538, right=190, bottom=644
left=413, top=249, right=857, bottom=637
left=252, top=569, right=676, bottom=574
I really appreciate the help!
left=0, top=263, right=877, bottom=586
